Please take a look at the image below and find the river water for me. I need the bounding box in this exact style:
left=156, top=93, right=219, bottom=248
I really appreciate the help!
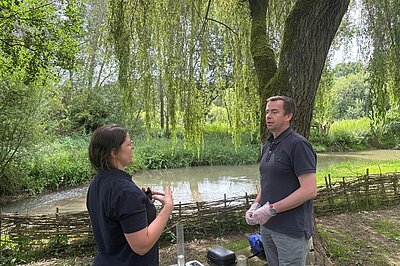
left=1, top=149, right=399, bottom=214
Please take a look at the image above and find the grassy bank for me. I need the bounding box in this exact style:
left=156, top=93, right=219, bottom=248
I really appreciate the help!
left=316, top=159, right=400, bottom=186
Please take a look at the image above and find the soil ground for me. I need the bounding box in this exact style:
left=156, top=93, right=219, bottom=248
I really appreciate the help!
left=22, top=204, right=400, bottom=266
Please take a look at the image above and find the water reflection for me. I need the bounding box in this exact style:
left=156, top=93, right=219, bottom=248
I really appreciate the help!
left=1, top=149, right=399, bottom=214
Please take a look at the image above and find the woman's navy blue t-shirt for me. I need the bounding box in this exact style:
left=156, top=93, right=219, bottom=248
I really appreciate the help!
left=87, top=168, right=157, bottom=266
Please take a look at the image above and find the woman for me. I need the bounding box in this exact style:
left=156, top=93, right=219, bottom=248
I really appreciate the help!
left=87, top=124, right=174, bottom=265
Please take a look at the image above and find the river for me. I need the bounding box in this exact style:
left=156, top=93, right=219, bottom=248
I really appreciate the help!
left=1, top=149, right=399, bottom=214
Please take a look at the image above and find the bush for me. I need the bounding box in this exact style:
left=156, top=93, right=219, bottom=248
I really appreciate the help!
left=130, top=130, right=259, bottom=170
left=12, top=136, right=92, bottom=195
left=312, top=118, right=373, bottom=151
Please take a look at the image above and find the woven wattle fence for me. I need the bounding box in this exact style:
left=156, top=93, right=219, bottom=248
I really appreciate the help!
left=314, top=170, right=400, bottom=214
left=1, top=170, right=399, bottom=250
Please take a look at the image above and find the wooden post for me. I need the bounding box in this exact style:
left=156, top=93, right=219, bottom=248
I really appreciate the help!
left=56, top=207, right=59, bottom=245
left=328, top=175, right=334, bottom=209
left=178, top=202, right=182, bottom=218
left=393, top=175, right=398, bottom=197
left=365, top=168, right=370, bottom=208
left=196, top=202, right=201, bottom=217
left=342, top=177, right=350, bottom=210
left=224, top=194, right=227, bottom=208
left=0, top=209, right=2, bottom=259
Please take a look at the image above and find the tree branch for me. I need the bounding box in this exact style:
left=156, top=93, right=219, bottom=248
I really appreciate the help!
left=206, top=18, right=238, bottom=35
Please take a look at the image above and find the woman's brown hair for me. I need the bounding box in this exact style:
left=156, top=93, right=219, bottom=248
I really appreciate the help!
left=88, top=124, right=127, bottom=171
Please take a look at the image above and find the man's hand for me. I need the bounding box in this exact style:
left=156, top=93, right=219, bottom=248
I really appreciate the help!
left=253, top=202, right=274, bottom=225
left=245, top=202, right=260, bottom=225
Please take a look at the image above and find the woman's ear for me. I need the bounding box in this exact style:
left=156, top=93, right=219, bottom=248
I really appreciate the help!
left=110, top=148, right=118, bottom=159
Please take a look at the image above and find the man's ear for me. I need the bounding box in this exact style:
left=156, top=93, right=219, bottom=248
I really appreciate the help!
left=286, top=113, right=293, bottom=122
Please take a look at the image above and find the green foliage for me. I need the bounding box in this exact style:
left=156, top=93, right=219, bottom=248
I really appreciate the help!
left=380, top=109, right=400, bottom=148
left=314, top=66, right=334, bottom=140
left=333, top=62, right=366, bottom=78
left=0, top=0, right=84, bottom=83
left=371, top=220, right=400, bottom=240
left=0, top=235, right=33, bottom=265
left=317, top=226, right=365, bottom=265
left=223, top=238, right=249, bottom=252
left=2, top=136, right=92, bottom=195
left=331, top=71, right=369, bottom=120
left=55, top=83, right=125, bottom=134
left=132, top=130, right=259, bottom=170
left=361, top=0, right=400, bottom=129
left=311, top=117, right=373, bottom=151
left=48, top=234, right=69, bottom=248
left=0, top=0, right=85, bottom=194
left=0, top=77, right=42, bottom=195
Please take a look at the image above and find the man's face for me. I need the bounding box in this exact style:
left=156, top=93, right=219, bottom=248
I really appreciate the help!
left=265, top=100, right=292, bottom=135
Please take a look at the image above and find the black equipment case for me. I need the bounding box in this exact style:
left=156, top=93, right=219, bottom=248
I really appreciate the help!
left=207, top=246, right=236, bottom=266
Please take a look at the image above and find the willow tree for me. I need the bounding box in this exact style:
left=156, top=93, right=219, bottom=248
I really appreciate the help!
left=108, top=0, right=258, bottom=150
left=107, top=0, right=352, bottom=153
left=360, top=0, right=400, bottom=132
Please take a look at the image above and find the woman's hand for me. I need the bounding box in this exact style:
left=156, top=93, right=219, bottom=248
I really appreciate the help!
left=152, top=187, right=174, bottom=211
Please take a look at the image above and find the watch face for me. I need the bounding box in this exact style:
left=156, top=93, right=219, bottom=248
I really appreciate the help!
left=270, top=207, right=277, bottom=216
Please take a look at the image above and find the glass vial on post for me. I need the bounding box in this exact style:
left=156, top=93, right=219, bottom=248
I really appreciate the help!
left=176, top=222, right=185, bottom=266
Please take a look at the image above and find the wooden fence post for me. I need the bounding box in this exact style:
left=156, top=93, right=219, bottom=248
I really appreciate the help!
left=56, top=207, right=59, bottom=245
left=342, top=177, right=350, bottom=210
left=224, top=194, right=227, bottom=208
left=196, top=202, right=201, bottom=217
left=0, top=209, right=2, bottom=259
left=393, top=175, right=398, bottom=198
left=365, top=168, right=370, bottom=208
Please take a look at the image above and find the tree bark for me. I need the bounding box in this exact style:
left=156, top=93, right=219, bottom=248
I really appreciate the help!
left=248, top=0, right=277, bottom=144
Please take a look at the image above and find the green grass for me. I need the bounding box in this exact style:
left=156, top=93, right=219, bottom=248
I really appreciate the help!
left=223, top=239, right=250, bottom=252
left=317, top=225, right=388, bottom=265
left=317, top=226, right=360, bottom=264
left=371, top=220, right=400, bottom=240
left=316, top=159, right=400, bottom=186
left=317, top=216, right=400, bottom=265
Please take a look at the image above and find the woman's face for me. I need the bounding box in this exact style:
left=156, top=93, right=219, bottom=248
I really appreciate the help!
left=114, top=133, right=134, bottom=169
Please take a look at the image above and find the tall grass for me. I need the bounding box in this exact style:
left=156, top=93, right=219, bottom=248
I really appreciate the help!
left=311, top=118, right=373, bottom=151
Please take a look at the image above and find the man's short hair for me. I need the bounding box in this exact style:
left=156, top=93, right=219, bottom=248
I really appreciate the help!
left=267, top=95, right=296, bottom=117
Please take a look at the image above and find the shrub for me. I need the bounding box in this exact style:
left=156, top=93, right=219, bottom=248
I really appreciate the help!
left=314, top=118, right=372, bottom=151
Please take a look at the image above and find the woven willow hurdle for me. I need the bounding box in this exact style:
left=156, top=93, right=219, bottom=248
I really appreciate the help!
left=1, top=170, right=399, bottom=250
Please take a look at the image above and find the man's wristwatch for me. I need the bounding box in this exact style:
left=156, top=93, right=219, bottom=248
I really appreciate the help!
left=269, top=204, right=277, bottom=216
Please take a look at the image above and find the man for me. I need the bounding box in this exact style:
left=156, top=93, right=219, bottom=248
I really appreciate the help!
left=245, top=96, right=317, bottom=266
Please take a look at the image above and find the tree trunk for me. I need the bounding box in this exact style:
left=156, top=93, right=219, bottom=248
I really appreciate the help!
left=272, top=0, right=350, bottom=138
left=248, top=0, right=277, bottom=144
